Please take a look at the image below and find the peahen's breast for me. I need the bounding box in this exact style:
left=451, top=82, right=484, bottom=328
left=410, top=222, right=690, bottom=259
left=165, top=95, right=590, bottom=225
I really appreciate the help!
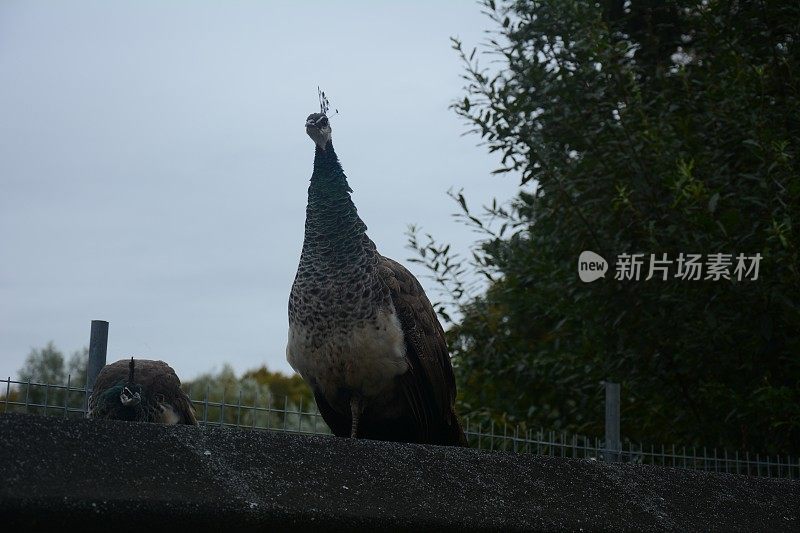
left=286, top=303, right=409, bottom=410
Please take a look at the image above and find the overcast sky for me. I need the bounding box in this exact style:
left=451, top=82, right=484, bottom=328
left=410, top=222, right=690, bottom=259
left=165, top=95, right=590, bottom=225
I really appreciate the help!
left=0, top=1, right=520, bottom=382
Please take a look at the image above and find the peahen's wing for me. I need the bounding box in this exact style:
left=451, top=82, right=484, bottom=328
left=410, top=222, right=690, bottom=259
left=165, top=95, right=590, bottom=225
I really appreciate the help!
left=136, top=360, right=197, bottom=425
left=377, top=255, right=465, bottom=445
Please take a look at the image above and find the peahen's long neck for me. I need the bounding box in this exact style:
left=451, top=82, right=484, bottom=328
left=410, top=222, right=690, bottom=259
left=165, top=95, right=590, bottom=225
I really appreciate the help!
left=300, top=142, right=373, bottom=268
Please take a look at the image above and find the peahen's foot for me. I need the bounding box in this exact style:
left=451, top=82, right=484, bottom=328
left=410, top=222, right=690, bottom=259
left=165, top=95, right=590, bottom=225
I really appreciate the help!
left=350, top=394, right=363, bottom=438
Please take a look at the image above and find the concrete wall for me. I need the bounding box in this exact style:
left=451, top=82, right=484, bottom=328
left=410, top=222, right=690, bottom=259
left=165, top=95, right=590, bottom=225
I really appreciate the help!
left=1, top=413, right=797, bottom=532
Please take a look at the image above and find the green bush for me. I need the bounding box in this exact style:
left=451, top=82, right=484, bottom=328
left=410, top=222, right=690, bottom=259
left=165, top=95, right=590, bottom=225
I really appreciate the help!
left=411, top=0, right=800, bottom=454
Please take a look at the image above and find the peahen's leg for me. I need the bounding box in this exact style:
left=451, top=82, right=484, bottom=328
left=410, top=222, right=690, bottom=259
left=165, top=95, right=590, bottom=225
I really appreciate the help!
left=350, top=394, right=363, bottom=438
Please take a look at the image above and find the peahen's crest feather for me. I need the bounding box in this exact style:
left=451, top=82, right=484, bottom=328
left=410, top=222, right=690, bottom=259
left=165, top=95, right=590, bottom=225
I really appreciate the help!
left=318, top=87, right=338, bottom=117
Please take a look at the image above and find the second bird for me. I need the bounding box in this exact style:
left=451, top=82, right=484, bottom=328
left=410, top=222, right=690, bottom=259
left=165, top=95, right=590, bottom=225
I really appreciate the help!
left=88, top=357, right=196, bottom=425
left=287, top=107, right=466, bottom=446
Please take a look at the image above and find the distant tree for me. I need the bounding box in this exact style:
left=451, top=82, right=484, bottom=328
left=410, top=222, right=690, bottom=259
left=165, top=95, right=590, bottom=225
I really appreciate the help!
left=183, top=365, right=318, bottom=431
left=17, top=342, right=88, bottom=386
left=410, top=0, right=800, bottom=454
left=242, top=366, right=313, bottom=405
left=66, top=347, right=89, bottom=386
left=17, top=342, right=65, bottom=385
left=7, top=342, right=89, bottom=414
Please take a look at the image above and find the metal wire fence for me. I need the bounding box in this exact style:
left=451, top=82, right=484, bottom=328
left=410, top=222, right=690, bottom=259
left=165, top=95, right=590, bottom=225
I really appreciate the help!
left=2, top=375, right=798, bottom=480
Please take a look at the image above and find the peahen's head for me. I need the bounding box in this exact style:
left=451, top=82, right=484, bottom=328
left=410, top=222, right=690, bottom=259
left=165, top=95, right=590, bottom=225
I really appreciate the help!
left=305, top=112, right=332, bottom=150
left=120, top=357, right=142, bottom=407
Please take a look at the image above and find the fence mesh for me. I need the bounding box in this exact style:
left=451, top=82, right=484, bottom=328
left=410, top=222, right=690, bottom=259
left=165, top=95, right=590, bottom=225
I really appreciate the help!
left=2, top=376, right=797, bottom=479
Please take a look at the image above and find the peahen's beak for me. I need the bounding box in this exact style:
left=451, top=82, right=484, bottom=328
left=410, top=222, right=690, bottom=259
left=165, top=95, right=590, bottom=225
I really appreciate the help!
left=120, top=387, right=141, bottom=407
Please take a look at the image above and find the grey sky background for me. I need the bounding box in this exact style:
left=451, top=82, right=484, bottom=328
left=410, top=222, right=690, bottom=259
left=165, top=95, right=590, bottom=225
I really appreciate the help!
left=0, top=1, right=520, bottom=381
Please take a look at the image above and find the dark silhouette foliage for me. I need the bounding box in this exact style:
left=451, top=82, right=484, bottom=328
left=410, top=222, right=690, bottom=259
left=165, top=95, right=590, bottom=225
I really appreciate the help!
left=410, top=0, right=800, bottom=454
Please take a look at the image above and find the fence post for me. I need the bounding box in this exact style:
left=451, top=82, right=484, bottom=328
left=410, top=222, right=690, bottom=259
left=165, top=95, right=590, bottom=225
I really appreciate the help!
left=84, top=320, right=109, bottom=412
left=604, top=381, right=621, bottom=462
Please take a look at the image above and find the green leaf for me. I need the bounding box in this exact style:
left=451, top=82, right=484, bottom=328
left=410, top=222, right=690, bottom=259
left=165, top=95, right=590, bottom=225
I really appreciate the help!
left=708, top=192, right=720, bottom=213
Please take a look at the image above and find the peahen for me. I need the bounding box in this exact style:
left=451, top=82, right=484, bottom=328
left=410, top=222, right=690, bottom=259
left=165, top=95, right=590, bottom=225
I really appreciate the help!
left=88, top=357, right=197, bottom=425
left=286, top=96, right=467, bottom=446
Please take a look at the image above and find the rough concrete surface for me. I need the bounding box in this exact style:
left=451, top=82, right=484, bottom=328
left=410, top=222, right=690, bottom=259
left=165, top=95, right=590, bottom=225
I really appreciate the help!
left=0, top=413, right=797, bottom=532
